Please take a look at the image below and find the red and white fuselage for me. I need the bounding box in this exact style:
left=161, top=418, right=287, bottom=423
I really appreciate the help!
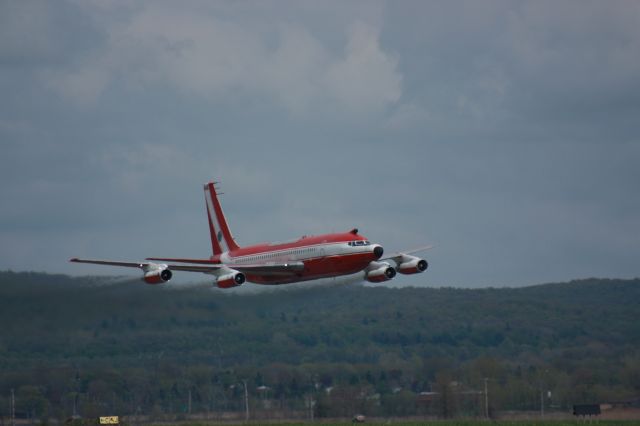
left=216, top=231, right=385, bottom=284
left=70, top=181, right=429, bottom=288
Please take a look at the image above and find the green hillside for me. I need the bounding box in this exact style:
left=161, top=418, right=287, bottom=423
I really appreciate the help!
left=0, top=272, right=638, bottom=421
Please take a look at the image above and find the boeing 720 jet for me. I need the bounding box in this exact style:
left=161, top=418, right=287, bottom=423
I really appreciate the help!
left=70, top=182, right=430, bottom=288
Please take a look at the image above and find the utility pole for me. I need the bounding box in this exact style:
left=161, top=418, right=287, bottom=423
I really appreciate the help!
left=242, top=380, right=249, bottom=421
left=11, top=389, right=15, bottom=426
left=306, top=395, right=315, bottom=421
left=483, top=378, right=489, bottom=419
left=540, top=369, right=548, bottom=418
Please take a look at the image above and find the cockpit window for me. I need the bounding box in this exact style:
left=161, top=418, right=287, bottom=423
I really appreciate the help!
left=348, top=240, right=371, bottom=246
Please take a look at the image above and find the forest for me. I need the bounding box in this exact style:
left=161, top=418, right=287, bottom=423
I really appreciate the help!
left=0, top=271, right=638, bottom=422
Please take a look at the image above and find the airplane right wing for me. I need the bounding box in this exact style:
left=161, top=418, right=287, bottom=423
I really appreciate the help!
left=380, top=245, right=433, bottom=275
left=380, top=245, right=434, bottom=261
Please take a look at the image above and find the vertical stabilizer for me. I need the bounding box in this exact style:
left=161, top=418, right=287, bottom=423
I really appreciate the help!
left=204, top=182, right=240, bottom=255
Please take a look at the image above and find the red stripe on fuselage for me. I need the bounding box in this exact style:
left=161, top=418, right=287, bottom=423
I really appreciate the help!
left=226, top=231, right=372, bottom=284
left=196, top=230, right=374, bottom=283
left=199, top=232, right=367, bottom=262
left=246, top=251, right=375, bottom=284
left=227, top=232, right=366, bottom=257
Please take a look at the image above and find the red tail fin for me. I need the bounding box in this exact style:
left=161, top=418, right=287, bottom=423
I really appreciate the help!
left=204, top=182, right=240, bottom=255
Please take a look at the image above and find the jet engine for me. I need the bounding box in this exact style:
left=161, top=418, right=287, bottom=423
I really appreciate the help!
left=216, top=271, right=246, bottom=289
left=396, top=255, right=429, bottom=275
left=142, top=265, right=172, bottom=284
left=365, top=261, right=396, bottom=283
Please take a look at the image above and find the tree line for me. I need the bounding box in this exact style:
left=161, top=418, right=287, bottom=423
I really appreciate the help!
left=0, top=271, right=638, bottom=421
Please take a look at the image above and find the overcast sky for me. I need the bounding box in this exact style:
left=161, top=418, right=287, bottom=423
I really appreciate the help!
left=1, top=0, right=639, bottom=287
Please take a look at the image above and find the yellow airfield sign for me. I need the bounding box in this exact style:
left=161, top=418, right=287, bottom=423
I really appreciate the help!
left=99, top=417, right=119, bottom=424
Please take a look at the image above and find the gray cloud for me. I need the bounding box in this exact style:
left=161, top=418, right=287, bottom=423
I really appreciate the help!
left=1, top=1, right=639, bottom=286
left=38, top=2, right=401, bottom=116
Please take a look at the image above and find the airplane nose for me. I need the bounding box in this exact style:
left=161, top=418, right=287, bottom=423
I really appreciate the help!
left=373, top=245, right=384, bottom=259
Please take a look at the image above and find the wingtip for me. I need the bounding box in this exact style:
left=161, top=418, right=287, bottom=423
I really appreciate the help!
left=69, top=257, right=79, bottom=262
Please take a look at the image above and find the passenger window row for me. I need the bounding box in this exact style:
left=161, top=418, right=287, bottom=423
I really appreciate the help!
left=243, top=247, right=318, bottom=263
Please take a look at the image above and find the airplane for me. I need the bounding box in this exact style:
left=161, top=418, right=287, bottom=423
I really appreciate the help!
left=70, top=182, right=431, bottom=288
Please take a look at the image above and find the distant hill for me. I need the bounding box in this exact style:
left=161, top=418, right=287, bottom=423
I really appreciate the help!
left=0, top=271, right=638, bottom=419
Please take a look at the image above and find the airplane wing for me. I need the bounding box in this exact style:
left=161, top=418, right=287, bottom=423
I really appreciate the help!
left=380, top=245, right=434, bottom=262
left=69, top=257, right=304, bottom=276
left=169, top=262, right=305, bottom=276
left=145, top=257, right=218, bottom=264
left=378, top=245, right=433, bottom=275
left=69, top=258, right=147, bottom=268
left=145, top=256, right=305, bottom=276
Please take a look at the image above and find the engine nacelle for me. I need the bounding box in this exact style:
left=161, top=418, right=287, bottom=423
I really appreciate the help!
left=142, top=266, right=172, bottom=284
left=397, top=255, right=429, bottom=275
left=216, top=271, right=246, bottom=289
left=365, top=261, right=396, bottom=283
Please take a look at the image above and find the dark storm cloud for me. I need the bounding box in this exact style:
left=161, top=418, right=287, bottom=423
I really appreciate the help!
left=1, top=1, right=639, bottom=286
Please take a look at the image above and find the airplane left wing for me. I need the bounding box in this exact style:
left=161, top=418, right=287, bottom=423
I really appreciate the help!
left=70, top=257, right=226, bottom=273
left=69, top=258, right=148, bottom=268
left=145, top=256, right=305, bottom=276
left=167, top=261, right=305, bottom=275
left=70, top=257, right=176, bottom=284
left=69, top=257, right=305, bottom=283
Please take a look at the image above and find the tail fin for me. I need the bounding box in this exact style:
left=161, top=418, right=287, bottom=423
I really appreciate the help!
left=204, top=182, right=240, bottom=255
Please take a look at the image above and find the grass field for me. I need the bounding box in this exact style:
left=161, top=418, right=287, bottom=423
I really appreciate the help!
left=169, top=421, right=640, bottom=426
